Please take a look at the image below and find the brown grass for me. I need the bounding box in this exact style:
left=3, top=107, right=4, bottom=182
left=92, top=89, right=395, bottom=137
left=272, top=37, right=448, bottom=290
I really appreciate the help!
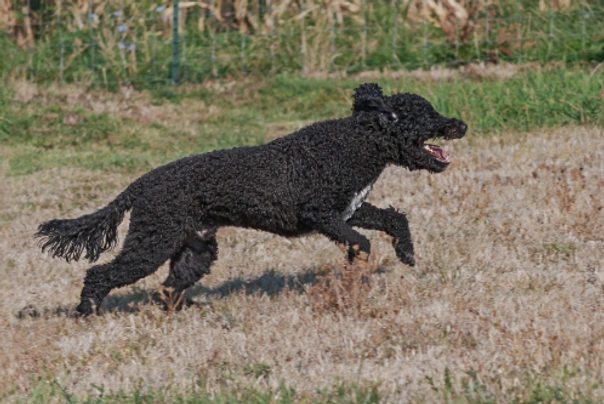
left=1, top=125, right=604, bottom=401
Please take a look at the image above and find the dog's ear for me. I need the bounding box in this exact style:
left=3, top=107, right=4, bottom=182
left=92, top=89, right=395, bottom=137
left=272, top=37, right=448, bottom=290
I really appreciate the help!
left=353, top=83, right=383, bottom=102
left=352, top=83, right=398, bottom=128
left=352, top=83, right=386, bottom=114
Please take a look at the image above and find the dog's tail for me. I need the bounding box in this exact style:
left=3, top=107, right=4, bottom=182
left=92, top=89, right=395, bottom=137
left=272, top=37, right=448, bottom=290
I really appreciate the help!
left=36, top=180, right=142, bottom=263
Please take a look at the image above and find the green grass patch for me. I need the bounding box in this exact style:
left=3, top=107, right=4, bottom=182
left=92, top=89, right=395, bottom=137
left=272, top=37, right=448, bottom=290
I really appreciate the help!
left=421, top=367, right=599, bottom=404
left=21, top=380, right=380, bottom=404
left=15, top=368, right=602, bottom=403
left=1, top=66, right=602, bottom=174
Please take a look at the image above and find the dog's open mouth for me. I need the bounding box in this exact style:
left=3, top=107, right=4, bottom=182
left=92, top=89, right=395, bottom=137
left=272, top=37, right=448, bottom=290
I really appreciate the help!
left=422, top=143, right=449, bottom=163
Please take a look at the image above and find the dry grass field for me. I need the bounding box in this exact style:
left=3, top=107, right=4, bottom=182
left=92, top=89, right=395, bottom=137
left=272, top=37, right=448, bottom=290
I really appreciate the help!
left=1, top=120, right=603, bottom=402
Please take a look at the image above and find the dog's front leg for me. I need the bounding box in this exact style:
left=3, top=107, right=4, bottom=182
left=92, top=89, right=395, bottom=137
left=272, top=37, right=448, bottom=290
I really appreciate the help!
left=347, top=203, right=415, bottom=266
left=302, top=211, right=371, bottom=263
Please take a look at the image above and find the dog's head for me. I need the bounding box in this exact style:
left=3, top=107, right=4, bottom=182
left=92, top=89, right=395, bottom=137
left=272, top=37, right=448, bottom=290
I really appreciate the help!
left=352, top=83, right=467, bottom=173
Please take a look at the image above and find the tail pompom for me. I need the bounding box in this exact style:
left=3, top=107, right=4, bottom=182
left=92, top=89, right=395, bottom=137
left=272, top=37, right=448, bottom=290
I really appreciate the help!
left=36, top=207, right=125, bottom=262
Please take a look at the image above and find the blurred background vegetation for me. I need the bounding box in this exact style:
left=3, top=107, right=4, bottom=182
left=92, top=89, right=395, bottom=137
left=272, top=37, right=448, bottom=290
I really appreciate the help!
left=1, top=0, right=603, bottom=89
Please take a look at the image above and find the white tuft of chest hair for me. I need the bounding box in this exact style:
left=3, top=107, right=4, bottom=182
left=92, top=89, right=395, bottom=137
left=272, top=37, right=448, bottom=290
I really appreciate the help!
left=342, top=184, right=374, bottom=221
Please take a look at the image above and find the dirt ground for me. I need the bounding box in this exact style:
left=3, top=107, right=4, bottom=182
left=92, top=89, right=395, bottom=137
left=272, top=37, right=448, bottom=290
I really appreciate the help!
left=1, top=125, right=603, bottom=402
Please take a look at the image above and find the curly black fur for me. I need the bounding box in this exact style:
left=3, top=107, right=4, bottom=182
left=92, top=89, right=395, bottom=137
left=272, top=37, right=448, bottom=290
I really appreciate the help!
left=37, top=183, right=140, bottom=262
left=36, top=83, right=466, bottom=316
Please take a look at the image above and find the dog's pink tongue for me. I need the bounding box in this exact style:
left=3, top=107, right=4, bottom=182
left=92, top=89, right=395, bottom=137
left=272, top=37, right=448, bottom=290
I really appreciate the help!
left=432, top=145, right=446, bottom=161
left=424, top=144, right=449, bottom=162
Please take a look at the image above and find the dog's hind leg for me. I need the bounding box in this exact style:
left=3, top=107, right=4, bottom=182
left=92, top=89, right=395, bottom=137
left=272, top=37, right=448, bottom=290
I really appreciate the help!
left=347, top=203, right=415, bottom=267
left=156, top=229, right=218, bottom=309
left=76, top=207, right=186, bottom=316
left=76, top=239, right=178, bottom=316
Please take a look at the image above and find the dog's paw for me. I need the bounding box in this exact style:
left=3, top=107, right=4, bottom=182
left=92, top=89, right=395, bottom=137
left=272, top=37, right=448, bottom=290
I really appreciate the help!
left=75, top=299, right=96, bottom=317
left=397, top=250, right=415, bottom=267
left=350, top=245, right=370, bottom=270
left=338, top=239, right=371, bottom=264
left=348, top=238, right=371, bottom=263
left=394, top=239, right=415, bottom=267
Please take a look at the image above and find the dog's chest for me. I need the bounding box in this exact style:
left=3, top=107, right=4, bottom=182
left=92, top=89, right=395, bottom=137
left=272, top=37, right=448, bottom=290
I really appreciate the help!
left=342, top=183, right=374, bottom=220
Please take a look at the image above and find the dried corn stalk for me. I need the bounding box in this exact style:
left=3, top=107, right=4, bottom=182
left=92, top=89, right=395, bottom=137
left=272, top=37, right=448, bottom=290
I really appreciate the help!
left=0, top=0, right=14, bottom=32
left=409, top=0, right=486, bottom=43
left=159, top=1, right=197, bottom=33
left=539, top=0, right=572, bottom=12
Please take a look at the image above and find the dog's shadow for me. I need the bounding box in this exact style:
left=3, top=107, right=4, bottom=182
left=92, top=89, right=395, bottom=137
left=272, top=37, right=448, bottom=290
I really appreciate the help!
left=19, top=265, right=387, bottom=318
left=17, top=267, right=325, bottom=318
left=100, top=267, right=323, bottom=314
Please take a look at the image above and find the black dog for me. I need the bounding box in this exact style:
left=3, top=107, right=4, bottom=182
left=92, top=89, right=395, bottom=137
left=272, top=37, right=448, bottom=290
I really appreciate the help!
left=37, top=83, right=466, bottom=316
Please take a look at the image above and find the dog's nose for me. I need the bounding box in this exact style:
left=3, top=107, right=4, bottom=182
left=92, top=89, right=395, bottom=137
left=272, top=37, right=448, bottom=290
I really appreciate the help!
left=460, top=123, right=467, bottom=133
